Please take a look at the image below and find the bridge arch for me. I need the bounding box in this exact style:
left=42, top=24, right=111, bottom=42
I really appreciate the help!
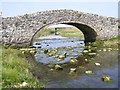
left=31, top=21, right=97, bottom=45
left=2, top=9, right=118, bottom=46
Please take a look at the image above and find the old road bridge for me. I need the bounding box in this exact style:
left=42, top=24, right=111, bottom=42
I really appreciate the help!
left=1, top=9, right=118, bottom=46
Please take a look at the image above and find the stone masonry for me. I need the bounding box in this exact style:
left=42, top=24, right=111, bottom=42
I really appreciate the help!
left=1, top=9, right=118, bottom=46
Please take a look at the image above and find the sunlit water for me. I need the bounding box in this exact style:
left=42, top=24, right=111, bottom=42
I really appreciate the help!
left=34, top=36, right=84, bottom=64
left=32, top=36, right=119, bottom=88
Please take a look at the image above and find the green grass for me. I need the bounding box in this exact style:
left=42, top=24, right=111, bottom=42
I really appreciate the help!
left=1, top=45, right=45, bottom=88
left=93, top=36, right=119, bottom=48
left=34, top=27, right=84, bottom=40
left=107, top=37, right=119, bottom=42
left=60, top=30, right=83, bottom=38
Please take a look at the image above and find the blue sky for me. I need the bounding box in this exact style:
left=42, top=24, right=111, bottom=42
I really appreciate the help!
left=1, top=1, right=118, bottom=18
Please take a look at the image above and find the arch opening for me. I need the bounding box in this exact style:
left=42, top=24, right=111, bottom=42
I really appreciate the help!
left=30, top=22, right=97, bottom=45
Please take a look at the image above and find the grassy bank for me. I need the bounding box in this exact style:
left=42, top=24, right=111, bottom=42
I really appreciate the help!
left=1, top=45, right=45, bottom=88
left=93, top=37, right=119, bottom=48
left=34, top=27, right=84, bottom=39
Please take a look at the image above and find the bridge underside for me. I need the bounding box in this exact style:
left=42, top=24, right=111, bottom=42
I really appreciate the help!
left=31, top=22, right=97, bottom=45
left=62, top=23, right=97, bottom=43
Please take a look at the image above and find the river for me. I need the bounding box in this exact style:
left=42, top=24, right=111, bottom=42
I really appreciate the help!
left=31, top=35, right=119, bottom=88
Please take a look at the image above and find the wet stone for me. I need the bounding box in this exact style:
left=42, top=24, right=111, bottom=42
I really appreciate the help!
left=95, top=63, right=101, bottom=66
left=70, top=57, right=78, bottom=64
left=85, top=70, right=93, bottom=74
left=101, top=75, right=112, bottom=82
left=55, top=65, right=63, bottom=70
left=44, top=49, right=49, bottom=54
left=88, top=53, right=97, bottom=55
left=70, top=68, right=77, bottom=72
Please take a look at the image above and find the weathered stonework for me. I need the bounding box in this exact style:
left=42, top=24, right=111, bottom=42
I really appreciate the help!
left=1, top=9, right=118, bottom=46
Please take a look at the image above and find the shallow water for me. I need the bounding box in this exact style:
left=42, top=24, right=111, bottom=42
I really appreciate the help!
left=32, top=36, right=119, bottom=88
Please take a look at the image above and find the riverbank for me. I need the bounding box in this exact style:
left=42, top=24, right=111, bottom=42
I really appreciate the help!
left=93, top=37, right=119, bottom=48
left=1, top=45, right=45, bottom=88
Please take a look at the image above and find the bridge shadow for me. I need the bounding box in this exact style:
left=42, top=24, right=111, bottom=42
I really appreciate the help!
left=62, top=22, right=97, bottom=44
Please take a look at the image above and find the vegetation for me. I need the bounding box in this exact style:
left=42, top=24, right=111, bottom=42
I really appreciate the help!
left=34, top=27, right=84, bottom=39
left=1, top=45, right=45, bottom=88
left=93, top=37, right=119, bottom=48
left=14, top=21, right=19, bottom=27
left=76, top=13, right=81, bottom=17
left=41, top=20, right=47, bottom=24
left=60, top=29, right=84, bottom=38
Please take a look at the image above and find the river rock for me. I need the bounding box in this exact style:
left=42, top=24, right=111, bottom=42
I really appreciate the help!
left=70, top=68, right=77, bottom=72
left=70, top=57, right=78, bottom=64
left=55, top=65, right=63, bottom=70
left=55, top=55, right=59, bottom=58
left=48, top=53, right=53, bottom=56
left=30, top=50, right=35, bottom=53
left=83, top=50, right=89, bottom=53
left=44, top=49, right=49, bottom=54
left=85, top=70, right=93, bottom=74
left=95, top=63, right=101, bottom=66
left=103, top=48, right=107, bottom=52
left=56, top=59, right=63, bottom=62
left=88, top=53, right=97, bottom=55
left=59, top=54, right=66, bottom=59
left=101, top=75, right=111, bottom=82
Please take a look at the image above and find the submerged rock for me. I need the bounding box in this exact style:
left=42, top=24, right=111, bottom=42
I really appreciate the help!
left=56, top=59, right=63, bottom=62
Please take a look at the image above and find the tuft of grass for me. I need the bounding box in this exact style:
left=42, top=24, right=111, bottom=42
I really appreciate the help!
left=41, top=20, right=47, bottom=24
left=76, top=14, right=81, bottom=17
left=1, top=45, right=45, bottom=88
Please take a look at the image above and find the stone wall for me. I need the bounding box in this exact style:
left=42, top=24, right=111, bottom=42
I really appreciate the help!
left=1, top=9, right=118, bottom=46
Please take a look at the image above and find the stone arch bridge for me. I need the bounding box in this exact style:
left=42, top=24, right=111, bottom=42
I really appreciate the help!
left=1, top=9, right=118, bottom=46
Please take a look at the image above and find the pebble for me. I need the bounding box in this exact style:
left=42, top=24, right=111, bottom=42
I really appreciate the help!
left=102, top=76, right=111, bottom=82
left=95, top=63, right=101, bottom=66
left=70, top=68, right=77, bottom=72
left=85, top=70, right=93, bottom=74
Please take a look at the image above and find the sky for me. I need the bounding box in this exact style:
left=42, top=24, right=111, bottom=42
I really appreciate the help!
left=1, top=1, right=119, bottom=18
